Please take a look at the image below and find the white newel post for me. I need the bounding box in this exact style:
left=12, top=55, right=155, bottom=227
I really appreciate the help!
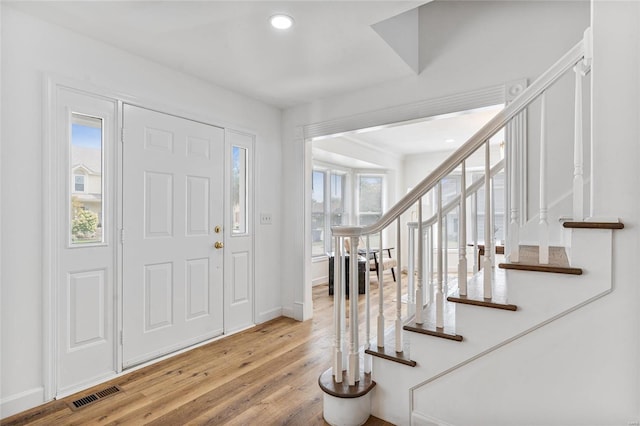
left=539, top=92, right=550, bottom=264
left=436, top=182, right=444, bottom=329
left=573, top=64, right=584, bottom=222
left=458, top=161, right=468, bottom=295
left=377, top=231, right=384, bottom=348
left=333, top=236, right=343, bottom=382
left=395, top=218, right=403, bottom=353
left=348, top=236, right=359, bottom=386
left=416, top=199, right=424, bottom=325
left=483, top=141, right=493, bottom=298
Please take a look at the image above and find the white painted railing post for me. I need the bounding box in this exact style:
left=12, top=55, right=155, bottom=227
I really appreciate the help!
left=509, top=118, right=520, bottom=262
left=539, top=92, right=550, bottom=264
left=364, top=235, right=371, bottom=374
left=407, top=226, right=415, bottom=318
left=443, top=215, right=449, bottom=290
left=416, top=199, right=424, bottom=325
left=436, top=181, right=444, bottom=329
left=483, top=142, right=493, bottom=298
left=573, top=64, right=584, bottom=222
left=472, top=191, right=479, bottom=274
left=333, top=236, right=343, bottom=382
left=395, top=218, right=403, bottom=353
left=458, top=161, right=468, bottom=295
left=377, top=231, right=385, bottom=348
left=348, top=236, right=360, bottom=386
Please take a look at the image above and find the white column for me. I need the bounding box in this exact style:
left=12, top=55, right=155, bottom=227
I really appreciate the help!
left=436, top=182, right=444, bottom=329
left=539, top=92, right=550, bottom=264
left=395, top=218, right=403, bottom=353
left=348, top=236, right=360, bottom=386
left=377, top=231, right=385, bottom=348
left=416, top=199, right=424, bottom=325
left=458, top=161, right=468, bottom=295
left=483, top=141, right=493, bottom=298
left=333, top=236, right=343, bottom=382
left=573, top=64, right=584, bottom=222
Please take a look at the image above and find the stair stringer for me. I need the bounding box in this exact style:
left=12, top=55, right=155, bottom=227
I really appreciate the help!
left=369, top=228, right=613, bottom=425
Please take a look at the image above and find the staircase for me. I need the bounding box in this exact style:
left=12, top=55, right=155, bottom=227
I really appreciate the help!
left=319, top=28, right=626, bottom=426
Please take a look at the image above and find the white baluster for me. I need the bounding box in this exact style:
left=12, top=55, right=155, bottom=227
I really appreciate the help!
left=395, top=218, right=403, bottom=353
left=348, top=236, right=360, bottom=386
left=539, top=92, right=549, bottom=264
left=483, top=141, right=493, bottom=298
left=436, top=181, right=444, bottom=329
left=377, top=231, right=385, bottom=348
left=333, top=236, right=343, bottom=382
left=364, top=235, right=371, bottom=374
left=428, top=224, right=433, bottom=305
left=573, top=64, right=584, bottom=222
left=458, top=161, right=468, bottom=295
left=407, top=226, right=415, bottom=318
left=509, top=116, right=520, bottom=262
left=472, top=191, right=479, bottom=274
left=443, top=215, right=448, bottom=291
left=490, top=176, right=496, bottom=268
left=416, top=199, right=424, bottom=325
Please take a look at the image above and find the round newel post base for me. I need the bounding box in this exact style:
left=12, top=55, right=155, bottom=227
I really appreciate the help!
left=318, top=368, right=376, bottom=426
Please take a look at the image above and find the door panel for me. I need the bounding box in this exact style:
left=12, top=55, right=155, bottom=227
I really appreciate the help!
left=122, top=105, right=224, bottom=368
left=56, top=88, right=117, bottom=395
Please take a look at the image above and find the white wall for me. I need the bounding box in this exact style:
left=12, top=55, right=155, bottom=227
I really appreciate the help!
left=0, top=6, right=283, bottom=416
left=408, top=2, right=640, bottom=419
left=282, top=1, right=590, bottom=320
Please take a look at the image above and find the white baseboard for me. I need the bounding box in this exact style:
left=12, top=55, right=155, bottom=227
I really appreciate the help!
left=257, top=307, right=282, bottom=323
left=412, top=411, right=455, bottom=426
left=1, top=387, right=44, bottom=419
left=282, top=306, right=296, bottom=319
left=312, top=276, right=328, bottom=286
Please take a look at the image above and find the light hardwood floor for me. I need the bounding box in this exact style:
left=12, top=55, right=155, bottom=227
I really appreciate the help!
left=3, top=272, right=404, bottom=425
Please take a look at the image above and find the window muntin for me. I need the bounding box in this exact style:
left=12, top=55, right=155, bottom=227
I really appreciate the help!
left=70, top=113, right=104, bottom=245
left=231, top=146, right=248, bottom=235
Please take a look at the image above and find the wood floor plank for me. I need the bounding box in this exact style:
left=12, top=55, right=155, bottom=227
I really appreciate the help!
left=3, top=272, right=399, bottom=426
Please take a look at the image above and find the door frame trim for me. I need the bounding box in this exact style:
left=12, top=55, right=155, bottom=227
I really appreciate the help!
left=43, top=74, right=257, bottom=401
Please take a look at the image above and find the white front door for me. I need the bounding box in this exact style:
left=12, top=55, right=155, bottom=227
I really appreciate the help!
left=122, top=105, right=224, bottom=368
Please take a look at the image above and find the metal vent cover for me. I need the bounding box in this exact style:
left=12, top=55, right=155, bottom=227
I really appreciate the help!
left=68, top=385, right=122, bottom=411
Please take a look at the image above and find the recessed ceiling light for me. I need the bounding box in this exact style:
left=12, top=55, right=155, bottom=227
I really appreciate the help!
left=270, top=14, right=294, bottom=30
left=445, top=138, right=455, bottom=143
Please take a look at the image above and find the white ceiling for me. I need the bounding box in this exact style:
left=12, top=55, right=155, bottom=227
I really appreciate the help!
left=6, top=0, right=426, bottom=109
left=312, top=104, right=504, bottom=168
left=349, top=104, right=505, bottom=155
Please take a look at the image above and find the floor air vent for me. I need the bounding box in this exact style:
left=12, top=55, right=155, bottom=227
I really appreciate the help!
left=68, top=385, right=122, bottom=411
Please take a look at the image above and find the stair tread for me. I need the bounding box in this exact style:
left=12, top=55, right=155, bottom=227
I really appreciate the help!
left=365, top=344, right=417, bottom=367
left=563, top=221, right=624, bottom=229
left=318, top=368, right=376, bottom=398
left=447, top=268, right=518, bottom=311
left=403, top=296, right=463, bottom=341
left=499, top=245, right=582, bottom=275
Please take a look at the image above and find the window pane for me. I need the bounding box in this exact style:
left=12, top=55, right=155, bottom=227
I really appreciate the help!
left=232, top=146, right=248, bottom=234
left=312, top=170, right=326, bottom=256
left=358, top=175, right=383, bottom=248
left=70, top=113, right=103, bottom=245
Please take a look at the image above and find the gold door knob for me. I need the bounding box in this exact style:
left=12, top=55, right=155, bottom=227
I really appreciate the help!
left=214, top=241, right=224, bottom=249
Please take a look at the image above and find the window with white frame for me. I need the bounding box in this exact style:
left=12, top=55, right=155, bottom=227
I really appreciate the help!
left=311, top=166, right=352, bottom=257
